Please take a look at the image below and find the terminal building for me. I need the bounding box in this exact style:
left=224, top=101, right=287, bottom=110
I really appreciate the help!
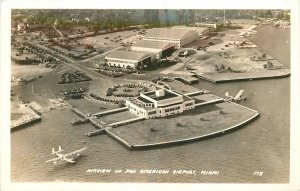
left=142, top=28, right=198, bottom=48
left=126, top=89, right=195, bottom=119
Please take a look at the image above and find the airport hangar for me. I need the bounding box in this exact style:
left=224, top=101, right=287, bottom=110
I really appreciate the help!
left=105, top=50, right=152, bottom=69
left=171, top=26, right=210, bottom=37
left=105, top=41, right=176, bottom=69
left=105, top=27, right=198, bottom=69
left=142, top=28, right=198, bottom=48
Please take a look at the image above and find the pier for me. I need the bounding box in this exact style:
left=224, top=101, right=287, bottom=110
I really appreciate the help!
left=88, top=118, right=104, bottom=129
left=194, top=98, right=224, bottom=107
left=108, top=116, right=145, bottom=128
left=92, top=107, right=128, bottom=117
left=70, top=107, right=86, bottom=118
left=184, top=90, right=209, bottom=97
left=105, top=130, right=132, bottom=149
left=173, top=76, right=199, bottom=84
left=85, top=129, right=106, bottom=137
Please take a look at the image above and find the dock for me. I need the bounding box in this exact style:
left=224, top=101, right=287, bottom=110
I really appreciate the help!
left=108, top=116, right=145, bottom=128
left=105, top=130, right=132, bottom=149
left=173, top=76, right=199, bottom=84
left=194, top=98, right=224, bottom=107
left=88, top=118, right=104, bottom=129
left=92, top=107, right=128, bottom=117
left=184, top=90, right=210, bottom=97
left=70, top=107, right=86, bottom=118
left=85, top=129, right=106, bottom=137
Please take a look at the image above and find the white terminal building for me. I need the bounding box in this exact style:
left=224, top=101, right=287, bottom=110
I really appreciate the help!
left=142, top=28, right=198, bottom=48
left=126, top=89, right=195, bottom=119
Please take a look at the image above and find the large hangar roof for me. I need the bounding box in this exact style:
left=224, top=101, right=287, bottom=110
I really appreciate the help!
left=106, top=50, right=149, bottom=61
left=131, top=41, right=175, bottom=50
left=143, top=28, right=197, bottom=40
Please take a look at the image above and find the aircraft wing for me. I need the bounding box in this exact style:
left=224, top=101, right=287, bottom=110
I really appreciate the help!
left=64, top=147, right=87, bottom=157
left=45, top=156, right=61, bottom=163
left=234, top=90, right=244, bottom=100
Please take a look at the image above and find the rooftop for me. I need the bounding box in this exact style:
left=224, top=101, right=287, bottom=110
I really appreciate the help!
left=143, top=90, right=179, bottom=101
left=106, top=50, right=150, bottom=61
left=143, top=28, right=197, bottom=40
left=131, top=41, right=175, bottom=50
left=171, top=26, right=209, bottom=34
left=137, top=96, right=153, bottom=104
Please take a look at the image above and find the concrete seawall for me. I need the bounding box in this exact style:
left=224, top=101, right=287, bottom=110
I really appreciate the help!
left=196, top=71, right=291, bottom=83
left=93, top=107, right=128, bottom=117
left=129, top=111, right=260, bottom=150
left=11, top=104, right=42, bottom=132
left=105, top=130, right=132, bottom=149
left=11, top=116, right=41, bottom=132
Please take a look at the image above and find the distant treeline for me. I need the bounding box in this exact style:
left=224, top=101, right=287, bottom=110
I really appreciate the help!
left=12, top=9, right=290, bottom=30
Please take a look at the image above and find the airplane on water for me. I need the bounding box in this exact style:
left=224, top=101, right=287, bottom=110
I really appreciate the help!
left=225, top=89, right=247, bottom=102
left=45, top=146, right=87, bottom=164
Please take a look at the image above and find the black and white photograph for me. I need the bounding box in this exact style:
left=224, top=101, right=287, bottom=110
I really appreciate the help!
left=1, top=0, right=300, bottom=191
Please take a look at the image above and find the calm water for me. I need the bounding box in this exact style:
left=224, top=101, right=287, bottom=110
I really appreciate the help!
left=11, top=26, right=290, bottom=183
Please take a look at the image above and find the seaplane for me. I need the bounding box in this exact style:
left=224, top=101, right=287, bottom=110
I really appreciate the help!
left=225, top=89, right=247, bottom=102
left=45, top=146, right=87, bottom=164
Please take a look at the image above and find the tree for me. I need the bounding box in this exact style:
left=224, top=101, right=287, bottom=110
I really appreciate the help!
left=215, top=65, right=219, bottom=71
left=220, top=64, right=225, bottom=70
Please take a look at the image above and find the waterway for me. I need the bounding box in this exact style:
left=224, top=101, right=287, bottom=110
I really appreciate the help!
left=10, top=25, right=290, bottom=183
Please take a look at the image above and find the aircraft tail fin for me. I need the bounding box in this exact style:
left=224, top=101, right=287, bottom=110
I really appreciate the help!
left=51, top=146, right=64, bottom=155
left=225, top=91, right=230, bottom=97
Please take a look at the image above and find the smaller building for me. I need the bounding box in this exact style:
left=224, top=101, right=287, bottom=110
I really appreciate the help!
left=105, top=50, right=152, bottom=69
left=126, top=89, right=195, bottom=119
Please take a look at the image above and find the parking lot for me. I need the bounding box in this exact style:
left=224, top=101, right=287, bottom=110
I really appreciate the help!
left=78, top=30, right=143, bottom=52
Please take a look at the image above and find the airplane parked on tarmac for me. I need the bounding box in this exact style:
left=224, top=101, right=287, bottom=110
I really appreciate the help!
left=45, top=146, right=87, bottom=164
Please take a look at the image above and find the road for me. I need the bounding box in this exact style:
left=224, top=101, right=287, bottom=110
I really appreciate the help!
left=160, top=51, right=204, bottom=75
left=52, top=25, right=64, bottom=37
